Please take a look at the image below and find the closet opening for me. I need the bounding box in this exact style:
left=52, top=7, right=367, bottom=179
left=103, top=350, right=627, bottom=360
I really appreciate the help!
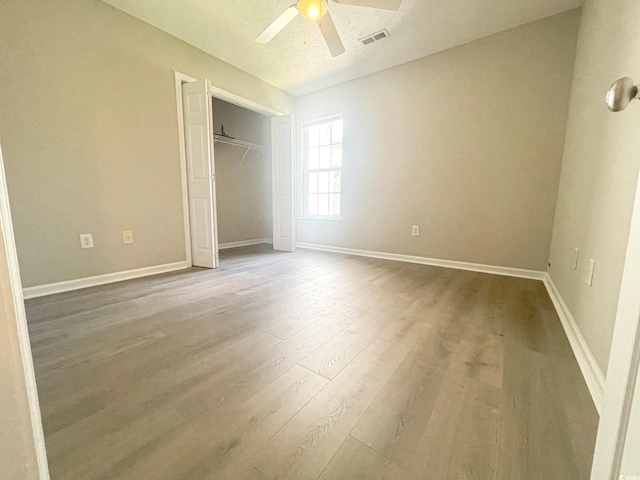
left=211, top=97, right=273, bottom=257
left=178, top=74, right=295, bottom=268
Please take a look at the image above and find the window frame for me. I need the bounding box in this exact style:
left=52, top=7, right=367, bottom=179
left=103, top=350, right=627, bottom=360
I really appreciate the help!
left=301, top=115, right=343, bottom=221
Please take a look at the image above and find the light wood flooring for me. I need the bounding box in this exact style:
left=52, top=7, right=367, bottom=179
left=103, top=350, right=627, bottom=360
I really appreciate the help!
left=26, top=245, right=599, bottom=479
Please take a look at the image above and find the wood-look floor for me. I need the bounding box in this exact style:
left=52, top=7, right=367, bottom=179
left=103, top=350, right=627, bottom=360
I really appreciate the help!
left=26, top=245, right=599, bottom=479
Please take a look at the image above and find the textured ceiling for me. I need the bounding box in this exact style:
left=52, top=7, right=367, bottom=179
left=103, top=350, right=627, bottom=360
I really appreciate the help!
left=102, top=0, right=582, bottom=96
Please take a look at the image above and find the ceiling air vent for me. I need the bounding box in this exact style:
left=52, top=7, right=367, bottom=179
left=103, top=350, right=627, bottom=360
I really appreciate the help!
left=360, top=29, right=390, bottom=46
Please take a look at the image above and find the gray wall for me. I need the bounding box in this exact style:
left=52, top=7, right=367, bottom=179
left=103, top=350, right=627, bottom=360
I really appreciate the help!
left=0, top=0, right=294, bottom=288
left=547, top=0, right=640, bottom=373
left=296, top=11, right=580, bottom=272
left=212, top=99, right=272, bottom=245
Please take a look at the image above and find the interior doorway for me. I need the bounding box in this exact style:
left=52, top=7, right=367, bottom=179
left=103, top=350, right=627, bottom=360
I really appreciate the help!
left=175, top=72, right=295, bottom=269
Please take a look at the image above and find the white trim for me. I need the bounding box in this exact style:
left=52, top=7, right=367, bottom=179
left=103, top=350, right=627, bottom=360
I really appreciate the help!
left=298, top=216, right=342, bottom=223
left=300, top=114, right=345, bottom=129
left=543, top=273, right=605, bottom=413
left=209, top=84, right=284, bottom=117
left=218, top=238, right=273, bottom=250
left=591, top=170, right=640, bottom=480
left=174, top=71, right=197, bottom=268
left=0, top=142, right=50, bottom=477
left=295, top=242, right=546, bottom=280
left=23, top=262, right=189, bottom=300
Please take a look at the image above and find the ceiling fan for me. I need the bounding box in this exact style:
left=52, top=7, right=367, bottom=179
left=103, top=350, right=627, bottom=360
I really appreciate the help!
left=255, top=0, right=402, bottom=57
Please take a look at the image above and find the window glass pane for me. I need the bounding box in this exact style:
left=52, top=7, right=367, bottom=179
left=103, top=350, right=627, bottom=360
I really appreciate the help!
left=332, top=120, right=343, bottom=144
left=319, top=145, right=331, bottom=169
left=308, top=147, right=320, bottom=170
left=319, top=123, right=332, bottom=146
left=308, top=194, right=318, bottom=215
left=308, top=125, right=320, bottom=147
left=317, top=194, right=330, bottom=216
left=331, top=145, right=342, bottom=167
left=330, top=171, right=341, bottom=192
left=305, top=117, right=342, bottom=217
left=330, top=193, right=341, bottom=216
left=308, top=172, right=319, bottom=193
left=318, top=171, right=330, bottom=193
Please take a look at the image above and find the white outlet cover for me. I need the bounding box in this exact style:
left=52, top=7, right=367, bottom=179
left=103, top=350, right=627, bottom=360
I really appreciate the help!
left=412, top=225, right=420, bottom=236
left=80, top=233, right=94, bottom=249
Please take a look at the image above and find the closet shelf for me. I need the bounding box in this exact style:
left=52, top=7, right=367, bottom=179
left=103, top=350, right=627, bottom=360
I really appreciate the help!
left=213, top=134, right=267, bottom=163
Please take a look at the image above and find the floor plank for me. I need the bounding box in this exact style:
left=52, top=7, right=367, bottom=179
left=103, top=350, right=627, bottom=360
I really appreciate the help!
left=318, top=436, right=407, bottom=480
left=351, top=341, right=446, bottom=471
left=232, top=338, right=415, bottom=480
left=182, top=365, right=328, bottom=479
left=297, top=296, right=413, bottom=380
left=406, top=373, right=501, bottom=480
left=495, top=340, right=596, bottom=480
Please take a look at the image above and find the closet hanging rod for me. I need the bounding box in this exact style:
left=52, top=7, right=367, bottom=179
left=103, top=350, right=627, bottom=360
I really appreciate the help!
left=213, top=134, right=266, bottom=151
left=213, top=133, right=267, bottom=163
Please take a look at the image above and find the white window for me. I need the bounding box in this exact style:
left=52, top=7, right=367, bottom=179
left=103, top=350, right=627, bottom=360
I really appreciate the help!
left=303, top=116, right=343, bottom=218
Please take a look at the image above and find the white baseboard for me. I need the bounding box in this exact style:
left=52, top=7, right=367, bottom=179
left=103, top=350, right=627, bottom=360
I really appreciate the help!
left=22, top=261, right=189, bottom=299
left=295, top=242, right=546, bottom=280
left=543, top=273, right=605, bottom=414
left=218, top=238, right=273, bottom=250
left=23, top=239, right=274, bottom=299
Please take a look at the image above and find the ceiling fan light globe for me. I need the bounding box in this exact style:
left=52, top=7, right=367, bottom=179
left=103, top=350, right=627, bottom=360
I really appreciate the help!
left=297, top=0, right=328, bottom=21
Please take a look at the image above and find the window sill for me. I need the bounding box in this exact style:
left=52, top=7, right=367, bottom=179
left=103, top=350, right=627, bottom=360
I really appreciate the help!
left=298, top=216, right=342, bottom=224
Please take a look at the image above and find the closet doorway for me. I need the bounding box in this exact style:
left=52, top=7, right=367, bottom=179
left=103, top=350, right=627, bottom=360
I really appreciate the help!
left=212, top=98, right=272, bottom=253
left=176, top=73, right=295, bottom=268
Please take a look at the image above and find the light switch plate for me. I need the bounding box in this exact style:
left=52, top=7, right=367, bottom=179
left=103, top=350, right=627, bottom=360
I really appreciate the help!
left=123, top=230, right=133, bottom=244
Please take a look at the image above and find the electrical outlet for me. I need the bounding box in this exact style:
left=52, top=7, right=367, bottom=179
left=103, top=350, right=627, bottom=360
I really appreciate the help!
left=123, top=230, right=133, bottom=244
left=80, top=233, right=94, bottom=249
left=412, top=225, right=420, bottom=236
left=586, top=259, right=595, bottom=287
left=574, top=248, right=579, bottom=270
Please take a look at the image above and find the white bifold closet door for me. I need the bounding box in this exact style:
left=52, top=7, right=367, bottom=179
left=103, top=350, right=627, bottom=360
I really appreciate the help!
left=182, top=79, right=219, bottom=268
left=271, top=114, right=295, bottom=252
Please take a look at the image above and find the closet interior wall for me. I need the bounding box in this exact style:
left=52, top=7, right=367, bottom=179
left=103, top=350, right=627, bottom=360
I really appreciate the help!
left=212, top=98, right=272, bottom=246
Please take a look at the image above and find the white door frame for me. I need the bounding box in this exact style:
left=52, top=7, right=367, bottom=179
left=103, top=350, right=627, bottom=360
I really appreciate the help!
left=591, top=170, right=640, bottom=479
left=174, top=71, right=286, bottom=265
left=174, top=71, right=198, bottom=267
left=0, top=138, right=50, bottom=478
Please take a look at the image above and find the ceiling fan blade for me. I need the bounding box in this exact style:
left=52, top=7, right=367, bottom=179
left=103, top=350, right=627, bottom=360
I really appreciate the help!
left=318, top=12, right=345, bottom=57
left=255, top=6, right=299, bottom=44
left=332, top=0, right=401, bottom=10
